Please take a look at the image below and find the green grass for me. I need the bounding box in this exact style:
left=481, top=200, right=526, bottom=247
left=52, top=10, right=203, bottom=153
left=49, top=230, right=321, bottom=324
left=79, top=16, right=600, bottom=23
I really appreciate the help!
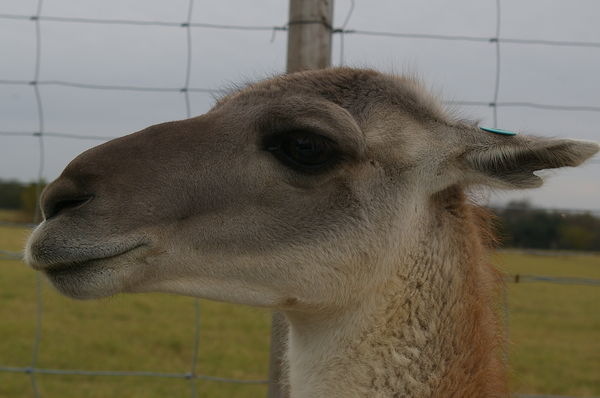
left=0, top=225, right=271, bottom=398
left=495, top=253, right=600, bottom=397
left=1, top=222, right=599, bottom=397
left=0, top=209, right=32, bottom=223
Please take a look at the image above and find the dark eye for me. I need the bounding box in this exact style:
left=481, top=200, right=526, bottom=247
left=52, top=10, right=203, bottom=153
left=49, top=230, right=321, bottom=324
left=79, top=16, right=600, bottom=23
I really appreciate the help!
left=265, top=131, right=338, bottom=172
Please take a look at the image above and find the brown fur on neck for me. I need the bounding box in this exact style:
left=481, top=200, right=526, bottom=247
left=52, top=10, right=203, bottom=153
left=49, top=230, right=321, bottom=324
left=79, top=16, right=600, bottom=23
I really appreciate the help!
left=295, top=186, right=510, bottom=398
left=429, top=185, right=508, bottom=398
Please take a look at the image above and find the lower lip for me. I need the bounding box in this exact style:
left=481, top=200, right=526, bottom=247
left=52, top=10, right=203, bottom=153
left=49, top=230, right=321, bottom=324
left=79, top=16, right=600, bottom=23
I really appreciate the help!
left=44, top=259, right=98, bottom=278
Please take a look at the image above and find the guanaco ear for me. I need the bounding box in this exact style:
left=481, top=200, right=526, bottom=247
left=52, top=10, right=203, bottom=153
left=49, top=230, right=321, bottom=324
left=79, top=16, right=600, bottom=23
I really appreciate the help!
left=462, top=136, right=599, bottom=189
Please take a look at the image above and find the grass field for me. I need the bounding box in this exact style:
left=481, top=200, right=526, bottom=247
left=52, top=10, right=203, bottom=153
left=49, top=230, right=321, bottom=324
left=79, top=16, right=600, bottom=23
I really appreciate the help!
left=1, top=222, right=599, bottom=398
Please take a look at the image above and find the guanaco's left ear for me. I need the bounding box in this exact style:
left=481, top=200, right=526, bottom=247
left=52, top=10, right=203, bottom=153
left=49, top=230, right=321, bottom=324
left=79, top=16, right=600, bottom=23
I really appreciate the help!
left=462, top=135, right=599, bottom=189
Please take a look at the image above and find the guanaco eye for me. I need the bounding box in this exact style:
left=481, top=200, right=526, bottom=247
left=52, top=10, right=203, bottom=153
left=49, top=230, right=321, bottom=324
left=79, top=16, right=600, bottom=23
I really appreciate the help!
left=265, top=131, right=338, bottom=172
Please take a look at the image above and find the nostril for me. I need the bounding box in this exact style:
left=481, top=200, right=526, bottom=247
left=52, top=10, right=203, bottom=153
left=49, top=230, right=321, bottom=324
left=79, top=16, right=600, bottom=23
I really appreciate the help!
left=45, top=195, right=93, bottom=220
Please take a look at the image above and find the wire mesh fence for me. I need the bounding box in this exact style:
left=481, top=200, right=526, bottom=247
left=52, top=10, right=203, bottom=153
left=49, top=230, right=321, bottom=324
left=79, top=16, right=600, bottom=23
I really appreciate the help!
left=0, top=0, right=599, bottom=397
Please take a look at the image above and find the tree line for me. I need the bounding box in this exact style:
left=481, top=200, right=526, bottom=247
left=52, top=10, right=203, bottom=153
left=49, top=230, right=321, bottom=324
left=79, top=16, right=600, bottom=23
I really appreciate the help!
left=0, top=179, right=598, bottom=251
left=492, top=200, right=600, bottom=251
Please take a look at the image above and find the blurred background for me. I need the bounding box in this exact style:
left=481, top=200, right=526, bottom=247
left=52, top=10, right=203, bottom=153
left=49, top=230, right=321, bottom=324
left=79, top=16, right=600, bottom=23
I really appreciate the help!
left=0, top=1, right=599, bottom=397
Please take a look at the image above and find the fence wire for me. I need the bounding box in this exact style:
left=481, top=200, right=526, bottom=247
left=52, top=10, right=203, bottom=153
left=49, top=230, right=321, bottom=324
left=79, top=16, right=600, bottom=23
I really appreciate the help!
left=1, top=0, right=269, bottom=396
left=1, top=1, right=599, bottom=397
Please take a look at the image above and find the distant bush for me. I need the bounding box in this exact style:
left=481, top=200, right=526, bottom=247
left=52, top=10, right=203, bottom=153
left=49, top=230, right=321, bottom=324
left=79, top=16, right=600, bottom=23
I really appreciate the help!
left=0, top=180, right=23, bottom=209
left=0, top=179, right=46, bottom=220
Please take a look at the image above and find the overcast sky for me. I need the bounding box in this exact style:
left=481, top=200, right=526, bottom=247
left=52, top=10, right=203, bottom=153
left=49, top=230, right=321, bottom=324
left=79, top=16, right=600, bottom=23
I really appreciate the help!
left=1, top=0, right=599, bottom=210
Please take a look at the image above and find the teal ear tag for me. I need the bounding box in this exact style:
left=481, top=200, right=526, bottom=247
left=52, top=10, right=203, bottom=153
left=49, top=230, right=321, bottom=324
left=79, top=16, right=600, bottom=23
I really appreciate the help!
left=479, top=126, right=518, bottom=136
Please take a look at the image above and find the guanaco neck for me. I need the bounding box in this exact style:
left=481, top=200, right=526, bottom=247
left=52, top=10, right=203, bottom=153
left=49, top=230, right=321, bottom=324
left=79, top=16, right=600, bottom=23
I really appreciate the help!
left=284, top=194, right=508, bottom=398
